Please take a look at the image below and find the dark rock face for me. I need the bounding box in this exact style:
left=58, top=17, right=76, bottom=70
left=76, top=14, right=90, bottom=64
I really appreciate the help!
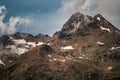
left=58, top=12, right=96, bottom=39
left=11, top=32, right=35, bottom=42
left=0, top=35, right=11, bottom=46
left=94, top=14, right=120, bottom=32
left=0, top=32, right=34, bottom=46
left=35, top=33, right=52, bottom=42
left=39, top=44, right=53, bottom=52
left=57, top=12, right=120, bottom=39
left=0, top=32, right=52, bottom=46
left=53, top=31, right=61, bottom=39
left=39, top=44, right=54, bottom=58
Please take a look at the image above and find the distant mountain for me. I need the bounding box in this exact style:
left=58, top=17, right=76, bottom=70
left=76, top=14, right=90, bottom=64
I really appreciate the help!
left=0, top=12, right=120, bottom=80
left=0, top=32, right=52, bottom=65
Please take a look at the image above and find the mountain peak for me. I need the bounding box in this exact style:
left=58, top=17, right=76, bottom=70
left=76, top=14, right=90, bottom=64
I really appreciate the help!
left=94, top=14, right=105, bottom=22
left=71, top=12, right=84, bottom=20
left=94, top=14, right=120, bottom=32
left=57, top=12, right=120, bottom=39
left=58, top=12, right=95, bottom=39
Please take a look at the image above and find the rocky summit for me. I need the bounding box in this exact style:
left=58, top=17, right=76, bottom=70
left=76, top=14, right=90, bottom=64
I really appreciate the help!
left=0, top=12, right=120, bottom=80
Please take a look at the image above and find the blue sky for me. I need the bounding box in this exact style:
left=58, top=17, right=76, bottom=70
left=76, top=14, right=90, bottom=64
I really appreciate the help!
left=1, top=0, right=61, bottom=19
left=0, top=0, right=63, bottom=35
left=0, top=0, right=120, bottom=36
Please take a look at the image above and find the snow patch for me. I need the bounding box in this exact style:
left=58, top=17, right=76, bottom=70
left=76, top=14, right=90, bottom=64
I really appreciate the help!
left=0, top=60, right=5, bottom=65
left=47, top=43, right=53, bottom=46
left=59, top=59, right=66, bottom=62
left=97, top=17, right=100, bottom=21
left=110, top=46, right=120, bottom=50
left=75, top=44, right=78, bottom=46
left=97, top=41, right=104, bottom=45
left=12, top=38, right=44, bottom=47
left=100, top=26, right=111, bottom=32
left=6, top=45, right=28, bottom=55
left=10, top=36, right=14, bottom=39
left=78, top=57, right=83, bottom=59
left=23, top=45, right=30, bottom=48
left=108, top=66, right=112, bottom=70
left=70, top=22, right=80, bottom=33
left=47, top=43, right=51, bottom=45
left=27, top=42, right=36, bottom=47
left=36, top=42, right=44, bottom=46
left=82, top=55, right=85, bottom=56
left=49, top=59, right=66, bottom=62
left=6, top=38, right=45, bottom=55
left=27, top=42, right=44, bottom=47
left=75, top=22, right=80, bottom=29
left=17, top=48, right=28, bottom=55
left=48, top=54, right=52, bottom=57
left=53, top=58, right=57, bottom=61
left=61, top=46, right=74, bottom=50
left=12, top=39, right=27, bottom=45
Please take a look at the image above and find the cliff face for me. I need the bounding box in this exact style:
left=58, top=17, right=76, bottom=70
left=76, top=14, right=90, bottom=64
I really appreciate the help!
left=0, top=12, right=120, bottom=80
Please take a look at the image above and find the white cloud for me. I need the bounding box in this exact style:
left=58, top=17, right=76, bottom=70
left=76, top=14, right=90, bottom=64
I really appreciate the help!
left=0, top=6, right=6, bottom=14
left=20, top=13, right=68, bottom=36
left=2, top=0, right=119, bottom=36
left=58, top=0, right=96, bottom=16
left=22, top=0, right=120, bottom=36
left=96, top=0, right=120, bottom=16
left=59, top=0, right=120, bottom=27
left=0, top=6, right=7, bottom=35
left=0, top=6, right=31, bottom=35
left=7, top=17, right=31, bottom=34
left=59, top=0, right=120, bottom=15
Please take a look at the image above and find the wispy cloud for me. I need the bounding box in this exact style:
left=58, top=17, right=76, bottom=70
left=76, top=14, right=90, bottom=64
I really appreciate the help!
left=59, top=0, right=120, bottom=27
left=58, top=0, right=97, bottom=16
left=7, top=17, right=31, bottom=34
left=59, top=0, right=120, bottom=15
left=1, top=0, right=120, bottom=36
left=0, top=6, right=31, bottom=35
left=26, top=0, right=120, bottom=36
left=20, top=13, right=67, bottom=36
